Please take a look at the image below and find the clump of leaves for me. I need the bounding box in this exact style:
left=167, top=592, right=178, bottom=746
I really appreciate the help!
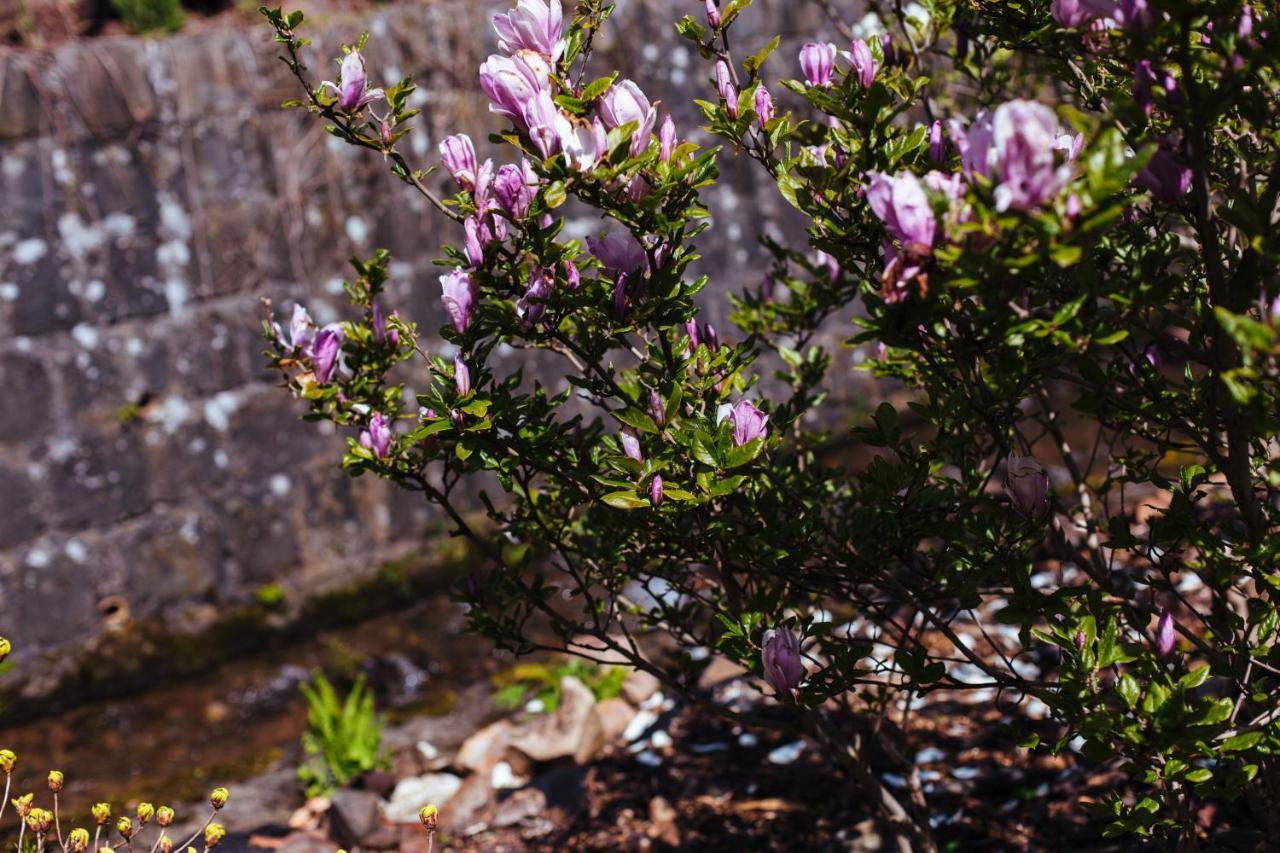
left=492, top=659, right=627, bottom=713
left=298, top=671, right=389, bottom=796
left=110, top=0, right=183, bottom=34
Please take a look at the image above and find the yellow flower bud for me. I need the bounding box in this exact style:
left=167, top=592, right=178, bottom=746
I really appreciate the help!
left=204, top=823, right=226, bottom=849
left=27, top=808, right=54, bottom=835
left=0, top=749, right=16, bottom=774
left=0, top=636, right=10, bottom=663
left=13, top=792, right=33, bottom=817
left=68, top=828, right=91, bottom=853
left=116, top=816, right=134, bottom=839
left=91, top=803, right=111, bottom=825
left=418, top=804, right=438, bottom=832
left=47, top=770, right=64, bottom=793
left=209, top=787, right=229, bottom=810
left=156, top=806, right=175, bottom=827
left=158, top=835, right=173, bottom=853
left=136, top=802, right=155, bottom=824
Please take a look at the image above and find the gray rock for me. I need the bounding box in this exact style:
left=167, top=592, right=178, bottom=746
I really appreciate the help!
left=328, top=788, right=383, bottom=848
left=382, top=773, right=464, bottom=825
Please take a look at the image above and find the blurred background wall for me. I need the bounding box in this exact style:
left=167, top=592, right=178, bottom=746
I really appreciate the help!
left=0, top=0, right=849, bottom=700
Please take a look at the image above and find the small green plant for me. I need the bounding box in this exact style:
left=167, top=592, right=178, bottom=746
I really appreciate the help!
left=298, top=671, right=388, bottom=796
left=492, top=659, right=627, bottom=713
left=111, top=0, right=183, bottom=34
left=253, top=583, right=286, bottom=609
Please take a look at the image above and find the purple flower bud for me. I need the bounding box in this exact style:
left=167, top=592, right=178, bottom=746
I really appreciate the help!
left=866, top=171, right=937, bottom=249
left=464, top=216, right=486, bottom=267
left=454, top=353, right=471, bottom=397
left=359, top=411, right=393, bottom=459
left=1052, top=0, right=1090, bottom=27
left=613, top=274, right=630, bottom=318
left=372, top=303, right=398, bottom=346
left=650, top=474, right=664, bottom=506
left=1065, top=192, right=1082, bottom=218
left=563, top=258, right=581, bottom=290
left=1005, top=453, right=1049, bottom=517
left=705, top=0, right=721, bottom=28
left=327, top=50, right=384, bottom=112
left=312, top=327, right=344, bottom=385
left=439, top=135, right=478, bottom=190
left=928, top=120, right=945, bottom=163
left=1137, top=148, right=1193, bottom=204
left=658, top=114, right=677, bottom=162
left=1074, top=630, right=1087, bottom=651
left=620, top=427, right=642, bottom=461
left=799, top=42, right=837, bottom=87
left=760, top=273, right=775, bottom=302
left=754, top=85, right=775, bottom=128
left=702, top=322, right=720, bottom=351
left=440, top=268, right=476, bottom=334
left=729, top=399, right=767, bottom=446
left=850, top=39, right=876, bottom=88
left=598, top=80, right=658, bottom=156
left=1135, top=60, right=1157, bottom=115
left=685, top=319, right=701, bottom=353
left=1155, top=608, right=1177, bottom=656
left=516, top=265, right=553, bottom=324
left=761, top=628, right=803, bottom=694
left=649, top=390, right=665, bottom=427
left=491, top=0, right=565, bottom=61
left=714, top=60, right=738, bottom=117
left=494, top=160, right=538, bottom=219
left=1239, top=4, right=1254, bottom=38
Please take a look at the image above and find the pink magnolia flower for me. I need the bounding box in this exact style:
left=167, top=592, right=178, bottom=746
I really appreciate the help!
left=371, top=303, right=399, bottom=347
left=952, top=101, right=1075, bottom=211
left=705, top=0, right=721, bottom=28
left=714, top=60, right=738, bottom=117
left=285, top=304, right=317, bottom=353
left=479, top=53, right=549, bottom=129
left=440, top=268, right=476, bottom=334
left=729, top=399, right=768, bottom=446
left=598, top=80, right=658, bottom=156
left=492, top=0, right=565, bottom=62
left=1006, top=453, right=1050, bottom=517
left=439, top=134, right=478, bottom=190
left=800, top=42, right=837, bottom=87
left=360, top=412, right=393, bottom=459
left=850, top=39, right=876, bottom=88
left=588, top=232, right=648, bottom=276
left=762, top=628, right=803, bottom=693
left=324, top=50, right=384, bottom=112
left=649, top=390, right=666, bottom=427
left=866, top=171, right=936, bottom=248
left=754, top=85, right=775, bottom=127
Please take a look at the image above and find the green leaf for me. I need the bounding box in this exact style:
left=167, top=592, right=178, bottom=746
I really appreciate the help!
left=602, top=491, right=648, bottom=509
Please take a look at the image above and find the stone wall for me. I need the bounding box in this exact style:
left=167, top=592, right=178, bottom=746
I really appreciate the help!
left=0, top=0, right=850, bottom=696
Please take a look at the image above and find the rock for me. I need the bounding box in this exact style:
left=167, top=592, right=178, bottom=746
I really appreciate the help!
left=648, top=796, right=680, bottom=846
left=437, top=773, right=496, bottom=834
left=383, top=773, right=464, bottom=824
left=455, top=719, right=514, bottom=774
left=621, top=669, right=661, bottom=706
left=492, top=787, right=548, bottom=828
left=508, top=676, right=605, bottom=765
left=357, top=770, right=400, bottom=799
left=358, top=825, right=402, bottom=850
left=274, top=831, right=335, bottom=853
left=287, top=797, right=330, bottom=831
left=328, top=789, right=383, bottom=848
left=596, top=697, right=637, bottom=744
left=490, top=761, right=529, bottom=790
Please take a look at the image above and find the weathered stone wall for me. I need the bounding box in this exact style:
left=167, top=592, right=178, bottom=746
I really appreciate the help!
left=0, top=0, right=848, bottom=696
